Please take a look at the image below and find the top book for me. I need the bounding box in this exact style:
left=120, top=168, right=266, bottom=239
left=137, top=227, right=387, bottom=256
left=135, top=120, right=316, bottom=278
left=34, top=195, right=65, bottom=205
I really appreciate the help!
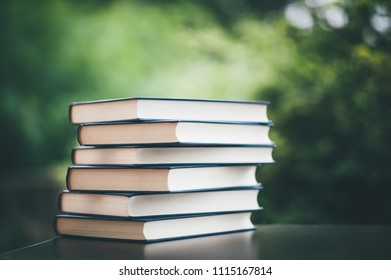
left=69, top=97, right=270, bottom=124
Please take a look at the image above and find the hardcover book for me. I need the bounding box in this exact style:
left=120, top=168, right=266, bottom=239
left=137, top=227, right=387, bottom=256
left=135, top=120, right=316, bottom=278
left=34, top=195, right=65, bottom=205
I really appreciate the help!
left=52, top=96, right=275, bottom=244
left=77, top=121, right=273, bottom=146
left=59, top=187, right=261, bottom=217
left=66, top=165, right=259, bottom=192
left=54, top=211, right=256, bottom=242
left=0, top=231, right=257, bottom=260
left=69, top=97, right=270, bottom=124
left=52, top=231, right=256, bottom=259
left=71, top=145, right=275, bottom=166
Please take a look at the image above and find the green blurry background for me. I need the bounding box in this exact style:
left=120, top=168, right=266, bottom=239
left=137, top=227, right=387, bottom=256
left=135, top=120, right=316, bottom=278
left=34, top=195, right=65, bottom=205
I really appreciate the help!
left=1, top=0, right=391, bottom=253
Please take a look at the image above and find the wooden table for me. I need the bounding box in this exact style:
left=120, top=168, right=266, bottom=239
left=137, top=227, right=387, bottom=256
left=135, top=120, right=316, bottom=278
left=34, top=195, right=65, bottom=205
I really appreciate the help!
left=2, top=224, right=391, bottom=259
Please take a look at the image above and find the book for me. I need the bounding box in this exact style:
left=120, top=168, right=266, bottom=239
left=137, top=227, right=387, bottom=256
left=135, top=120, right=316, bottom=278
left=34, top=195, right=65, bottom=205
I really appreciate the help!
left=71, top=145, right=274, bottom=166
left=0, top=231, right=257, bottom=260
left=66, top=165, right=259, bottom=192
left=69, top=97, right=270, bottom=124
left=77, top=121, right=273, bottom=146
left=52, top=231, right=257, bottom=259
left=59, top=187, right=261, bottom=217
left=54, top=212, right=256, bottom=242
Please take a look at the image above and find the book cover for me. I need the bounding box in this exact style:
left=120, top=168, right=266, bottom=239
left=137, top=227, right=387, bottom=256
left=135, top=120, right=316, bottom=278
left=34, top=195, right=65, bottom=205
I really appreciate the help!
left=58, top=186, right=262, bottom=217
left=65, top=164, right=261, bottom=192
left=71, top=144, right=275, bottom=166
left=52, top=230, right=257, bottom=259
left=69, top=97, right=270, bottom=124
left=76, top=120, right=273, bottom=146
left=54, top=211, right=258, bottom=243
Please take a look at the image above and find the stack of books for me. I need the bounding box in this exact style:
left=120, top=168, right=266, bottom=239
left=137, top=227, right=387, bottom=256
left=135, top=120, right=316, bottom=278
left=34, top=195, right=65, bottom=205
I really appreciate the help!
left=54, top=97, right=275, bottom=242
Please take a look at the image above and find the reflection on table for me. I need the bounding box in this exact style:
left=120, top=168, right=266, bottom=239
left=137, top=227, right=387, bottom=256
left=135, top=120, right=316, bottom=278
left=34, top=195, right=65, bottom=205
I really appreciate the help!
left=2, top=225, right=391, bottom=260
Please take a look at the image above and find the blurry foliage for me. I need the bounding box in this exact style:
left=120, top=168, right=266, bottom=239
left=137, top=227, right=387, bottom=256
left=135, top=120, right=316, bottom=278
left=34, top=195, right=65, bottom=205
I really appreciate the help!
left=1, top=0, right=391, bottom=253
left=255, top=0, right=391, bottom=224
left=0, top=0, right=290, bottom=169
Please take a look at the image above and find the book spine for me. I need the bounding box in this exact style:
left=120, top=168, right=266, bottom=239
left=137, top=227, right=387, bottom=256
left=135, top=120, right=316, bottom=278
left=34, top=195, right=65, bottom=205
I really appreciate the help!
left=65, top=168, right=72, bottom=191
left=68, top=104, right=74, bottom=125
left=53, top=216, right=60, bottom=236
left=77, top=125, right=83, bottom=145
left=58, top=192, right=64, bottom=212
left=70, top=148, right=76, bottom=165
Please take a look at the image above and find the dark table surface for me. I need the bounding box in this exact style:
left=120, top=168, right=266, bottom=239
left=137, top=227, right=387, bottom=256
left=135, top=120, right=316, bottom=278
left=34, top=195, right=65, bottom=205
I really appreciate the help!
left=1, top=224, right=391, bottom=260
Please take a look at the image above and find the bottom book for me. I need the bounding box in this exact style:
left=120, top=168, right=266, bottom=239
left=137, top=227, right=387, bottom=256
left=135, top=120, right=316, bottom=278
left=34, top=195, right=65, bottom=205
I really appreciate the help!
left=54, top=211, right=256, bottom=242
left=53, top=231, right=257, bottom=259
